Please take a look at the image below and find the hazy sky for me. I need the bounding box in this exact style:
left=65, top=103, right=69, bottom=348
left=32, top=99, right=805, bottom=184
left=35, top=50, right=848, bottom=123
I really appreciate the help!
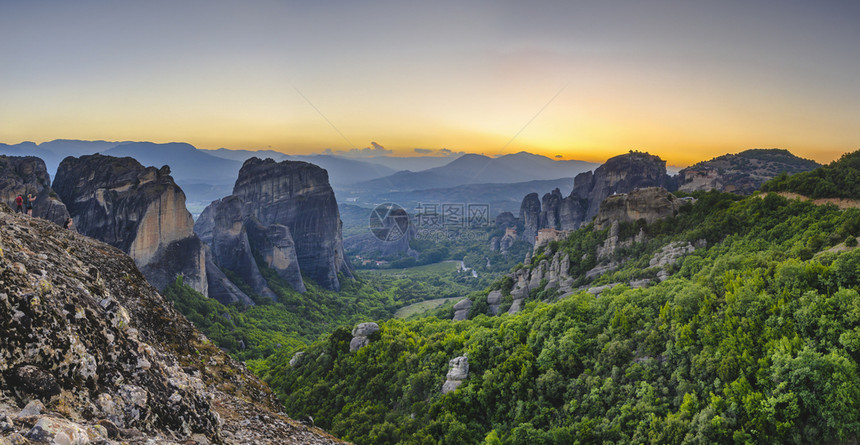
left=2, top=0, right=859, bottom=165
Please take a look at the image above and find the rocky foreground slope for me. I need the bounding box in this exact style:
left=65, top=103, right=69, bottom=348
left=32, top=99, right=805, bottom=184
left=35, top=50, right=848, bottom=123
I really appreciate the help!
left=0, top=207, right=343, bottom=444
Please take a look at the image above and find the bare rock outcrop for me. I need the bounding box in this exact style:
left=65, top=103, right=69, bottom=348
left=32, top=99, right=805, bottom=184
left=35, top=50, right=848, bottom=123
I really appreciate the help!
left=0, top=155, right=69, bottom=225
left=0, top=208, right=344, bottom=444
left=53, top=154, right=207, bottom=295
left=486, top=290, right=503, bottom=315
left=441, top=356, right=469, bottom=394
left=349, top=322, right=380, bottom=352
left=505, top=249, right=574, bottom=315
left=452, top=299, right=472, bottom=321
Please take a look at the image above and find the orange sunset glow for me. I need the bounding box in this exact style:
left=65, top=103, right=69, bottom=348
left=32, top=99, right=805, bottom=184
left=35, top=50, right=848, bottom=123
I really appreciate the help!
left=2, top=1, right=859, bottom=166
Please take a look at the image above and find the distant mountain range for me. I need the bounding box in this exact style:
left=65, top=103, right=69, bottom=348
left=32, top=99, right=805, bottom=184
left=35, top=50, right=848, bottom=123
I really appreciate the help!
left=0, top=140, right=598, bottom=217
left=353, top=152, right=597, bottom=192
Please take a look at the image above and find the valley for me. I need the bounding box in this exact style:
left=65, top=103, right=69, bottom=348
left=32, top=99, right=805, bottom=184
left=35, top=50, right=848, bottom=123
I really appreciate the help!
left=0, top=145, right=856, bottom=445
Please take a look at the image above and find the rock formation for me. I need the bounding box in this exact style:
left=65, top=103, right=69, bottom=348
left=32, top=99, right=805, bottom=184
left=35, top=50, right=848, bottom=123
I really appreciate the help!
left=650, top=241, right=697, bottom=281
left=349, top=322, right=380, bottom=352
left=520, top=193, right=542, bottom=245
left=486, top=290, right=503, bottom=315
left=494, top=211, right=516, bottom=228
left=203, top=157, right=352, bottom=292
left=194, top=194, right=306, bottom=303
left=53, top=154, right=207, bottom=295
left=441, top=356, right=469, bottom=394
left=498, top=227, right=518, bottom=253
left=677, top=148, right=820, bottom=195
left=452, top=299, right=472, bottom=321
left=0, top=208, right=344, bottom=444
left=593, top=187, right=686, bottom=230
left=572, top=151, right=676, bottom=220
left=343, top=221, right=418, bottom=260
left=519, top=151, right=675, bottom=240
left=0, top=155, right=69, bottom=225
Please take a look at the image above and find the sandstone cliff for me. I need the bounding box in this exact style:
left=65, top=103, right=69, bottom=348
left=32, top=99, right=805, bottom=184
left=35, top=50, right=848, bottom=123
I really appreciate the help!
left=0, top=155, right=69, bottom=225
left=0, top=208, right=343, bottom=444
left=227, top=157, right=352, bottom=291
left=677, top=148, right=820, bottom=194
left=53, top=154, right=207, bottom=295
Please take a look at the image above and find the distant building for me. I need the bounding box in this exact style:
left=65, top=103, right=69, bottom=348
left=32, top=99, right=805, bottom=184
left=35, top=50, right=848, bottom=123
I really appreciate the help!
left=535, top=228, right=571, bottom=251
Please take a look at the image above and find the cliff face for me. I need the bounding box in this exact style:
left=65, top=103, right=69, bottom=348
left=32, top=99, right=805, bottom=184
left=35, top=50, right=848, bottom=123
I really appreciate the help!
left=572, top=151, right=675, bottom=220
left=677, top=148, right=820, bottom=194
left=519, top=193, right=542, bottom=245
left=593, top=187, right=687, bottom=230
left=194, top=194, right=305, bottom=303
left=519, top=151, right=674, bottom=240
left=0, top=209, right=344, bottom=444
left=0, top=155, right=69, bottom=225
left=52, top=154, right=207, bottom=295
left=230, top=157, right=351, bottom=291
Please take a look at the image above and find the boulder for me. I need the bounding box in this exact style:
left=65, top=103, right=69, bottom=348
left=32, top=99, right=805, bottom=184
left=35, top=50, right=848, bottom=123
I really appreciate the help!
left=289, top=352, right=305, bottom=368
left=24, top=417, right=89, bottom=445
left=452, top=299, right=472, bottom=321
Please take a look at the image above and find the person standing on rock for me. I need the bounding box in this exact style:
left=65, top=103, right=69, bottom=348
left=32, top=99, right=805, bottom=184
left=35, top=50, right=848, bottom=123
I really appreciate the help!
left=14, top=195, right=23, bottom=213
left=25, top=193, right=35, bottom=216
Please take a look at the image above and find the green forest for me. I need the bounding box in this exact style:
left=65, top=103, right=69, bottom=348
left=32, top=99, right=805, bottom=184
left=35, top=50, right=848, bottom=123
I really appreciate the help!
left=258, top=190, right=860, bottom=444
left=165, top=151, right=860, bottom=444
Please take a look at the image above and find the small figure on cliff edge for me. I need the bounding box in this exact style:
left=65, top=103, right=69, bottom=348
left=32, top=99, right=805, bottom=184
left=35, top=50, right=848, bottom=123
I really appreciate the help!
left=64, top=217, right=75, bottom=231
left=26, top=193, right=35, bottom=216
left=14, top=195, right=23, bottom=213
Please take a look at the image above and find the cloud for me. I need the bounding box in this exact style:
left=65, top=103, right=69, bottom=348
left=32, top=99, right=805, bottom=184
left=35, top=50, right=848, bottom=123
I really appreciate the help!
left=555, top=154, right=563, bottom=158
left=409, top=147, right=466, bottom=157
left=437, top=148, right=466, bottom=157
left=317, top=142, right=393, bottom=158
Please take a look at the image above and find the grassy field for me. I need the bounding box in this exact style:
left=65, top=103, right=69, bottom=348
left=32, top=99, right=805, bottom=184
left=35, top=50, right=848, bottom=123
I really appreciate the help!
left=394, top=297, right=461, bottom=318
left=363, top=260, right=460, bottom=276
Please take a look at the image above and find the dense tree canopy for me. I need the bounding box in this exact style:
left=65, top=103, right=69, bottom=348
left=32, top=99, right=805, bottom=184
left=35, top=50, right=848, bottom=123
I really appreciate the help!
left=258, top=191, right=860, bottom=444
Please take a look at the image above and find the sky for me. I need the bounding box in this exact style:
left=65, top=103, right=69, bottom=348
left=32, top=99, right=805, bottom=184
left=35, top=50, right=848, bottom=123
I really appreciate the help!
left=1, top=0, right=859, bottom=166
